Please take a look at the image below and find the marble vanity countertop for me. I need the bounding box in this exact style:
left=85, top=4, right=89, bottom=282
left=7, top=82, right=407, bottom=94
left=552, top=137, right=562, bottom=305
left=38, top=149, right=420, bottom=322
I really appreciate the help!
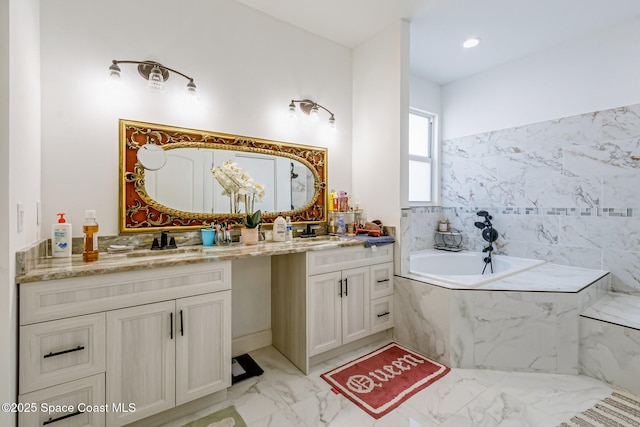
left=16, top=237, right=364, bottom=283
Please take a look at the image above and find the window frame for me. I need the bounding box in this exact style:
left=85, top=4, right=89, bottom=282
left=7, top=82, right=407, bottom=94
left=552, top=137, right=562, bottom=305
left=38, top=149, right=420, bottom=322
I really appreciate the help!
left=407, top=107, right=439, bottom=206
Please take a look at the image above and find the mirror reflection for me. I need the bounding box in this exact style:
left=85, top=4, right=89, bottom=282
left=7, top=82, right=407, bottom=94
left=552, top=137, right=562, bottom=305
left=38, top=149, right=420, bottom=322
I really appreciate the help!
left=145, top=148, right=315, bottom=214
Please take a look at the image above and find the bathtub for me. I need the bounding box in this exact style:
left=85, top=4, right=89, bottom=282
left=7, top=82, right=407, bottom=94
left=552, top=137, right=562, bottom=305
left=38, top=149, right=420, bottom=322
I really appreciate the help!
left=409, top=250, right=546, bottom=288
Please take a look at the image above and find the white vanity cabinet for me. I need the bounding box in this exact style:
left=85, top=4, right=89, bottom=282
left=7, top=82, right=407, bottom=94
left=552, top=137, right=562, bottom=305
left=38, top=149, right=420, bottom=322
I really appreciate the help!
left=18, top=262, right=231, bottom=427
left=106, top=291, right=230, bottom=426
left=307, top=266, right=370, bottom=356
left=272, top=244, right=394, bottom=374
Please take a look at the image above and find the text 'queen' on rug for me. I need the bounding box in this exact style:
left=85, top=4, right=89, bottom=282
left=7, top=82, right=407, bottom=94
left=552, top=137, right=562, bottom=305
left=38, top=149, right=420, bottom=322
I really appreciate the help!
left=321, top=342, right=450, bottom=419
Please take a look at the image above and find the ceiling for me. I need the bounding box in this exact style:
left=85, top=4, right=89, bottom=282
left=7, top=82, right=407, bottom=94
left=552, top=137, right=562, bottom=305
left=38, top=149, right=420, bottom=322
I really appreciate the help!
left=234, top=0, right=640, bottom=84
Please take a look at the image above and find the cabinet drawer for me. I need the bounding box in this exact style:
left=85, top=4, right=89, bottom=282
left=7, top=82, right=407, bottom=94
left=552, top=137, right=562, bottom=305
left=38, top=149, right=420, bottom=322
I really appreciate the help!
left=307, top=245, right=393, bottom=276
left=371, top=295, right=393, bottom=334
left=20, top=313, right=105, bottom=394
left=370, top=262, right=394, bottom=299
left=19, top=373, right=105, bottom=427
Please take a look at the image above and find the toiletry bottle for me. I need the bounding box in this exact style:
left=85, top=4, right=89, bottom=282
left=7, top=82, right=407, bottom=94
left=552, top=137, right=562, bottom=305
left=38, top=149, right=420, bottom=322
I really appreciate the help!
left=51, top=213, right=72, bottom=258
left=337, top=215, right=346, bottom=235
left=285, top=216, right=293, bottom=241
left=82, top=210, right=99, bottom=262
left=329, top=189, right=335, bottom=212
left=329, top=217, right=336, bottom=235
left=273, top=214, right=286, bottom=242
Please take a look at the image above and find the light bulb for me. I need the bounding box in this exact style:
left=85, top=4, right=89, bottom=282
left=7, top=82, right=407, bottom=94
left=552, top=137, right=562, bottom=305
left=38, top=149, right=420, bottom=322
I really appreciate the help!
left=310, top=104, right=319, bottom=121
left=463, top=38, right=480, bottom=48
left=328, top=115, right=336, bottom=129
left=186, top=79, right=197, bottom=97
left=288, top=101, right=297, bottom=118
left=108, top=62, right=121, bottom=79
left=147, top=65, right=165, bottom=92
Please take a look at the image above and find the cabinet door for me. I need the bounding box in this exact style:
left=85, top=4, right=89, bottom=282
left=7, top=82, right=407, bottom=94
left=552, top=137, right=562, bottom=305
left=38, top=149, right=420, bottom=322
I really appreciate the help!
left=106, top=301, right=175, bottom=427
left=308, top=271, right=342, bottom=356
left=341, top=266, right=371, bottom=345
left=175, top=291, right=231, bottom=405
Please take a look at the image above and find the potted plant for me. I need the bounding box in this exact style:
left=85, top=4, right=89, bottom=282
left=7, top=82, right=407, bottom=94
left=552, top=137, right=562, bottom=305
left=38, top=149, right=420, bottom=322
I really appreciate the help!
left=241, top=209, right=261, bottom=245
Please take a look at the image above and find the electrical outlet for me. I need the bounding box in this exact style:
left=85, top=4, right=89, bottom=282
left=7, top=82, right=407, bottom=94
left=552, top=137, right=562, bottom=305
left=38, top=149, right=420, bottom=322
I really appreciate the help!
left=17, top=202, right=24, bottom=232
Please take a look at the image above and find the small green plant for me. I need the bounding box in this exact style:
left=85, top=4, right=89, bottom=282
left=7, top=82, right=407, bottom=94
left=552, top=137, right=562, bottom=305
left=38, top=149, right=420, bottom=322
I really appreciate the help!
left=244, top=210, right=262, bottom=228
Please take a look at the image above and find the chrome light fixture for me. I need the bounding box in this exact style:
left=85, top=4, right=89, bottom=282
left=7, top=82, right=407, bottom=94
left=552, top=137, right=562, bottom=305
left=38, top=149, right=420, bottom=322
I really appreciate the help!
left=108, top=60, right=197, bottom=96
left=288, top=99, right=335, bottom=128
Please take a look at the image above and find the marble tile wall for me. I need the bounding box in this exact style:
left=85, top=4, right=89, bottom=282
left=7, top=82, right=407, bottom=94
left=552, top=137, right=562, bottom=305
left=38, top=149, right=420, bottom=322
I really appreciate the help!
left=405, top=103, right=640, bottom=294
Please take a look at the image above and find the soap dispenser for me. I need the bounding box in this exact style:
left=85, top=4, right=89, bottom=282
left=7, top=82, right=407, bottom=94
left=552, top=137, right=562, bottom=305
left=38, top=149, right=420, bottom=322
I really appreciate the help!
left=273, top=214, right=286, bottom=242
left=51, top=213, right=72, bottom=258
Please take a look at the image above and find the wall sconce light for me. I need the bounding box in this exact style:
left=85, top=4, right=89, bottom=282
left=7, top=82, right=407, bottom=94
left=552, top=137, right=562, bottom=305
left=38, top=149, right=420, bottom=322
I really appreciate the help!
left=288, top=99, right=335, bottom=128
left=108, top=60, right=197, bottom=97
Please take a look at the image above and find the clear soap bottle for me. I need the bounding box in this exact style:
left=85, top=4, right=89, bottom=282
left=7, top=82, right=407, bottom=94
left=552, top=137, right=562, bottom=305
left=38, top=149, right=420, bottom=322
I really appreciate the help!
left=337, top=215, right=346, bottom=235
left=285, top=216, right=293, bottom=241
left=82, top=210, right=99, bottom=262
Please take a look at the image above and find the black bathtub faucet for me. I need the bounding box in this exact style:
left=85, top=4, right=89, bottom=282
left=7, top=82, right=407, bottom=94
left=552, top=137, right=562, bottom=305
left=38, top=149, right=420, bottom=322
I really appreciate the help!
left=474, top=210, right=498, bottom=274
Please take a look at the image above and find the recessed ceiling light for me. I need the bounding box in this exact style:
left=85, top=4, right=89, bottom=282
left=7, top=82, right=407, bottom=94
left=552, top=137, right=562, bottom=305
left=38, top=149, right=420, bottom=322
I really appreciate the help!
left=463, top=38, right=480, bottom=48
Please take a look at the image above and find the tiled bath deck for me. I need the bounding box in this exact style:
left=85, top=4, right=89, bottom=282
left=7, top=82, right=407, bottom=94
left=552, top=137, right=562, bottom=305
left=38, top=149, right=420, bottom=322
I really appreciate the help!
left=581, top=293, right=640, bottom=330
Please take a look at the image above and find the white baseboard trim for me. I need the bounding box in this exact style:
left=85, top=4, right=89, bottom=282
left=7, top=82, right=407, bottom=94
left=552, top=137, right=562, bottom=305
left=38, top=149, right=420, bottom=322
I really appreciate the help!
left=232, top=329, right=272, bottom=357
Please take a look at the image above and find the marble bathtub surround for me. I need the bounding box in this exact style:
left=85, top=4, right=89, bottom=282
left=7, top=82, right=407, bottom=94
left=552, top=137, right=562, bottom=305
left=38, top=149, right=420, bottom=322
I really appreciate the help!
left=580, top=315, right=640, bottom=395
left=402, top=102, right=640, bottom=294
left=394, top=267, right=610, bottom=374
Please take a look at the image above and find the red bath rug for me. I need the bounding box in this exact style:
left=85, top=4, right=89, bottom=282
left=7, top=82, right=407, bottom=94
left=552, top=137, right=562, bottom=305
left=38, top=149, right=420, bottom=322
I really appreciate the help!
left=320, top=342, right=450, bottom=418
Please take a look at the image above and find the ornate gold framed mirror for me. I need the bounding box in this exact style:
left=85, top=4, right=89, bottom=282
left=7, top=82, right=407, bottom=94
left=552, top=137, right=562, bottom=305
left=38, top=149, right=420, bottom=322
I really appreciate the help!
left=119, top=119, right=328, bottom=233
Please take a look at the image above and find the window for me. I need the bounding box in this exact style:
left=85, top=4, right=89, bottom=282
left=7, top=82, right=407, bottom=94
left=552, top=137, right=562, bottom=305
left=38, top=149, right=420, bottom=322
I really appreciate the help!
left=408, top=108, right=436, bottom=203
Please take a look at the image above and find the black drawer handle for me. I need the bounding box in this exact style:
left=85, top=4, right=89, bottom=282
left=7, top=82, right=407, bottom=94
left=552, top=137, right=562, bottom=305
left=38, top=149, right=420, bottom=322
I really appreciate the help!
left=43, top=410, right=83, bottom=425
left=377, top=311, right=390, bottom=318
left=345, top=278, right=348, bottom=296
left=43, top=346, right=85, bottom=359
left=338, top=279, right=343, bottom=297
left=376, top=278, right=390, bottom=283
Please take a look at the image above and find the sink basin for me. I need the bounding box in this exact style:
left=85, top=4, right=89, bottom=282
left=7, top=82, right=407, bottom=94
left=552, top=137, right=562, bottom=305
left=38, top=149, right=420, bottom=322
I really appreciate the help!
left=295, top=235, right=349, bottom=242
left=124, top=247, right=201, bottom=258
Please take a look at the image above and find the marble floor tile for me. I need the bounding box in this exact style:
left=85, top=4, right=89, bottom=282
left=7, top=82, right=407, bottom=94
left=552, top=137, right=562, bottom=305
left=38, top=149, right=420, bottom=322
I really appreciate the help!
left=162, top=340, right=616, bottom=427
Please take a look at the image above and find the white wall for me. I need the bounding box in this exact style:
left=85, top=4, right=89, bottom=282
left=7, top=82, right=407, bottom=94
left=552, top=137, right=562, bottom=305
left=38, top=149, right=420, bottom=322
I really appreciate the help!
left=410, top=74, right=441, bottom=115
left=40, top=0, right=353, bottom=235
left=3, top=0, right=41, bottom=424
left=442, top=18, right=640, bottom=139
left=38, top=0, right=352, bottom=353
left=352, top=20, right=409, bottom=226
left=0, top=0, right=11, bottom=423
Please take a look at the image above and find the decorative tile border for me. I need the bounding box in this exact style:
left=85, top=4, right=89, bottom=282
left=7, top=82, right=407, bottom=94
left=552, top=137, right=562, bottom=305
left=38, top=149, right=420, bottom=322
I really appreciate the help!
left=413, top=206, right=640, bottom=218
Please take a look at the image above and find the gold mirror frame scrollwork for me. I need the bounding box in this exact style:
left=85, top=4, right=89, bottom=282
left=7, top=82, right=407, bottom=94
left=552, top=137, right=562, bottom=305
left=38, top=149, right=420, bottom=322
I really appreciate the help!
left=119, top=119, right=328, bottom=233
